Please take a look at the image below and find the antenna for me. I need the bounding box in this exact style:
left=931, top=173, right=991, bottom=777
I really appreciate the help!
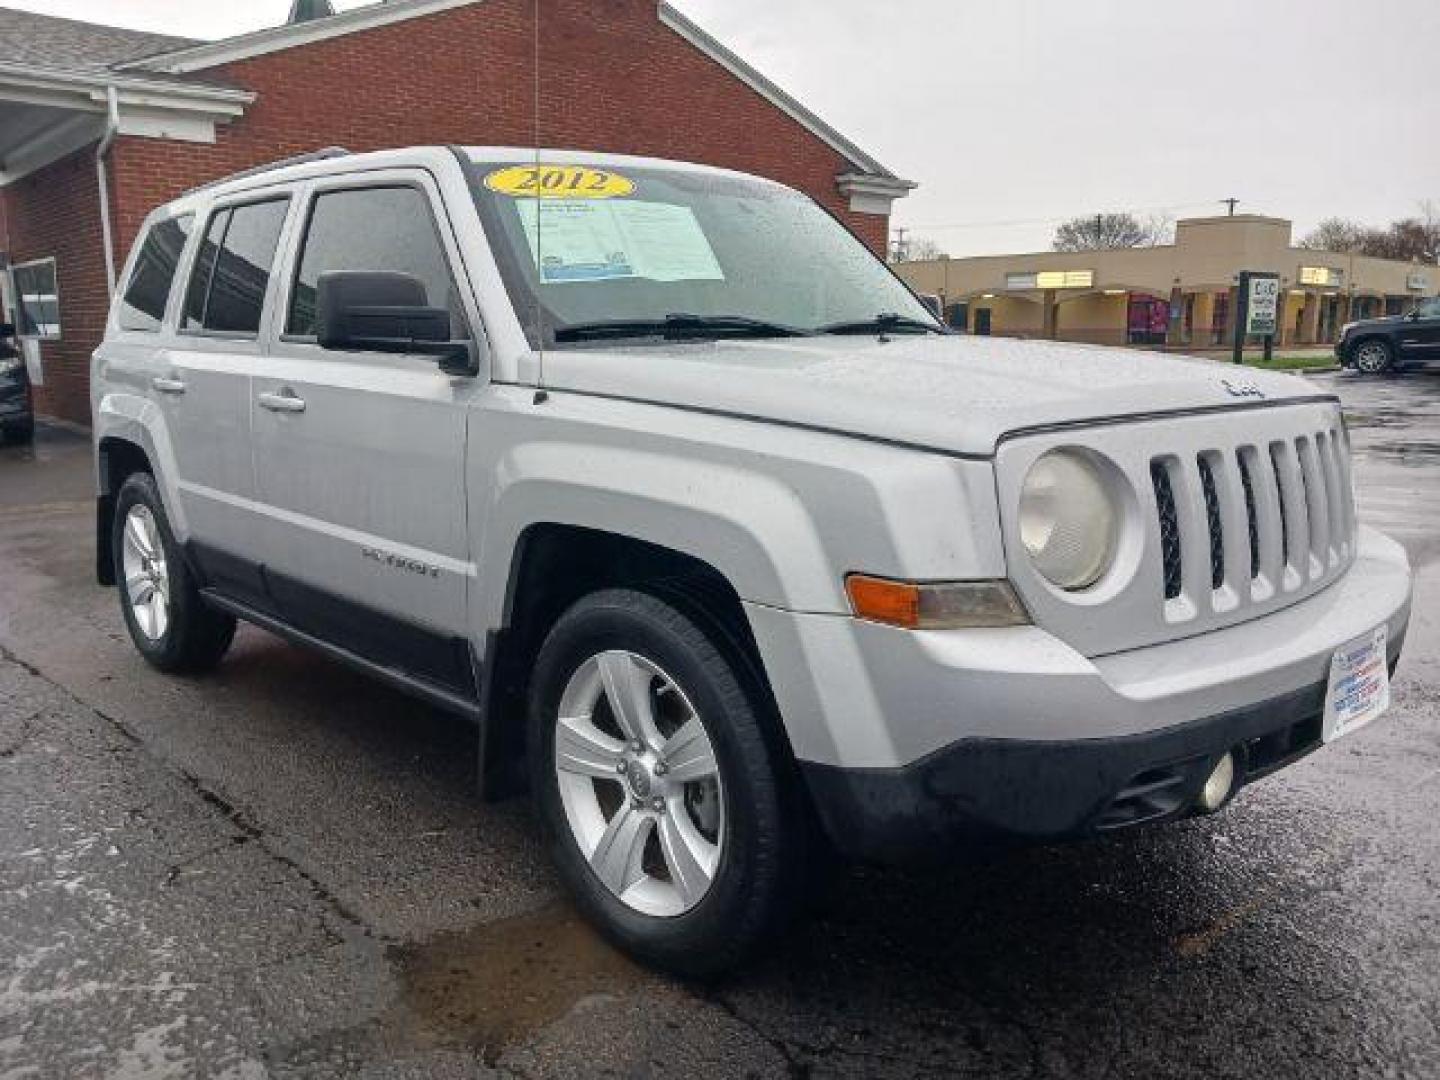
left=1222, top=197, right=1239, bottom=216
left=531, top=0, right=547, bottom=404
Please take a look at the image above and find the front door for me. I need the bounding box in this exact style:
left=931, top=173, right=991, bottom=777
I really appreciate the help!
left=248, top=172, right=480, bottom=695
left=973, top=307, right=992, bottom=336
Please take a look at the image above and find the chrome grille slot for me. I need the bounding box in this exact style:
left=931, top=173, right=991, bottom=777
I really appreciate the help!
left=1151, top=460, right=1182, bottom=600
left=1296, top=435, right=1328, bottom=577
left=1196, top=455, right=1224, bottom=590
left=1237, top=451, right=1260, bottom=579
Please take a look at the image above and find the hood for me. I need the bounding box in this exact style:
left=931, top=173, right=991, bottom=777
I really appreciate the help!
left=1343, top=315, right=1405, bottom=332
left=538, top=335, right=1332, bottom=458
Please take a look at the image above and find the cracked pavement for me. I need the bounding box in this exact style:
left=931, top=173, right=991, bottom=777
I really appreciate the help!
left=1, top=369, right=1438, bottom=1078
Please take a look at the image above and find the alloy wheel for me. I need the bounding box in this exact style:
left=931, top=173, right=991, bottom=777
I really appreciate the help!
left=121, top=505, right=170, bottom=640
left=553, top=649, right=725, bottom=917
left=1355, top=342, right=1390, bottom=373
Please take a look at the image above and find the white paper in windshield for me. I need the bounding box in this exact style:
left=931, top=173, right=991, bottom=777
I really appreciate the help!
left=518, top=199, right=724, bottom=284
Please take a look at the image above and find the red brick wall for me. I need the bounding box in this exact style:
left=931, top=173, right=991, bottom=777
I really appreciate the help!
left=3, top=147, right=115, bottom=423
left=27, top=0, right=893, bottom=422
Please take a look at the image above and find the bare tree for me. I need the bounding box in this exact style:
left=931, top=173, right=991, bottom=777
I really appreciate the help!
left=1052, top=212, right=1165, bottom=252
left=1300, top=217, right=1369, bottom=252
left=1302, top=205, right=1440, bottom=262
left=888, top=234, right=945, bottom=263
left=905, top=236, right=946, bottom=261
left=1140, top=212, right=1175, bottom=247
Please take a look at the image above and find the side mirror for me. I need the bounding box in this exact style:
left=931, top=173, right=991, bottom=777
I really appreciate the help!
left=315, top=271, right=475, bottom=375
left=0, top=322, right=14, bottom=338
left=1404, top=308, right=1421, bottom=321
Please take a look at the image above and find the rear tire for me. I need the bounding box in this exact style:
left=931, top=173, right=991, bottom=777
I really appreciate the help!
left=528, top=588, right=808, bottom=977
left=1352, top=339, right=1393, bottom=375
left=113, top=472, right=236, bottom=673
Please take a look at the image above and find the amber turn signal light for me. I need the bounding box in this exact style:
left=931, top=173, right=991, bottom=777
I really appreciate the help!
left=844, top=575, right=1029, bottom=630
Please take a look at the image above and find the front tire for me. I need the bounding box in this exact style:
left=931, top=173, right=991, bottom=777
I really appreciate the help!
left=113, top=472, right=236, bottom=673
left=528, top=588, right=807, bottom=977
left=1352, top=339, right=1393, bottom=375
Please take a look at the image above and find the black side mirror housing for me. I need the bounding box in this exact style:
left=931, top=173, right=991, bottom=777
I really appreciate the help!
left=315, top=271, right=476, bottom=375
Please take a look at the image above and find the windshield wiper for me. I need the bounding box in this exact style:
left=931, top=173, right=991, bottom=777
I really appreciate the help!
left=554, top=313, right=813, bottom=343
left=814, top=312, right=947, bottom=336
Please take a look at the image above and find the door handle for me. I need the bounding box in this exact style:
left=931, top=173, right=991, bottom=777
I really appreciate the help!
left=257, top=389, right=306, bottom=413
left=151, top=376, right=186, bottom=394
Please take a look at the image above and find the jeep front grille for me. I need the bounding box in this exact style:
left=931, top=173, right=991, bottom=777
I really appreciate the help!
left=1147, top=424, right=1354, bottom=620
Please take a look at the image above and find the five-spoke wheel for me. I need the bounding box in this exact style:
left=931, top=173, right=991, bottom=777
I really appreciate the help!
left=121, top=505, right=171, bottom=641
left=112, top=472, right=235, bottom=672
left=529, top=588, right=808, bottom=976
left=555, top=649, right=725, bottom=916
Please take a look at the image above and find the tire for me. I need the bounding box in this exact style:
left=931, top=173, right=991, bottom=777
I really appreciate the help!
left=112, top=472, right=236, bottom=673
left=528, top=588, right=808, bottom=977
left=1, top=417, right=33, bottom=444
left=1352, top=339, right=1393, bottom=375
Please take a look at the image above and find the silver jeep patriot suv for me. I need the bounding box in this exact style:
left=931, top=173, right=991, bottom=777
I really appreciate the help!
left=92, top=146, right=1412, bottom=975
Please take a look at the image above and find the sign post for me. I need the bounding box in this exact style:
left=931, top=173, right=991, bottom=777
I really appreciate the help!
left=1234, top=271, right=1280, bottom=364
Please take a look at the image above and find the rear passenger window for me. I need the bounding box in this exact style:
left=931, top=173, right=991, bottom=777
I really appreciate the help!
left=287, top=186, right=461, bottom=337
left=118, top=214, right=193, bottom=331
left=182, top=198, right=289, bottom=335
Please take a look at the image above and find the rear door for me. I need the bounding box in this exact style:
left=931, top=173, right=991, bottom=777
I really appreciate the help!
left=248, top=170, right=480, bottom=695
left=161, top=194, right=292, bottom=605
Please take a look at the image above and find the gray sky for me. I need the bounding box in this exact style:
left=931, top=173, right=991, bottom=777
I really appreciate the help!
left=15, top=0, right=1439, bottom=255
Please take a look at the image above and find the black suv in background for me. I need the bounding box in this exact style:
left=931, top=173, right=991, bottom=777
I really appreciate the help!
left=0, top=322, right=35, bottom=444
left=1337, top=295, right=1440, bottom=374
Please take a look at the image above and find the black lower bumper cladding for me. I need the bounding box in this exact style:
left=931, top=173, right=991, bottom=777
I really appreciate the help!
left=801, top=635, right=1405, bottom=864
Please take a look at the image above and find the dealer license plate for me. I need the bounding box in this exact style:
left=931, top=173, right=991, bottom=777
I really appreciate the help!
left=1322, top=626, right=1391, bottom=743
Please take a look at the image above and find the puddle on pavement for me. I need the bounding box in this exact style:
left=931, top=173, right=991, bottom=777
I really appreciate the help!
left=384, top=903, right=651, bottom=1064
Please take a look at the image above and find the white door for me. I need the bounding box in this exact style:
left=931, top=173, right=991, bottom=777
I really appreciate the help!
left=155, top=196, right=292, bottom=602
left=248, top=172, right=480, bottom=692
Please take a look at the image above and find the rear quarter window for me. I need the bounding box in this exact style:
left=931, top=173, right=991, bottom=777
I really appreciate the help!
left=118, top=215, right=193, bottom=332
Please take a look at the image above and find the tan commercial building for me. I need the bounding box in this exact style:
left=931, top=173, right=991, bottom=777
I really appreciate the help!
left=896, top=214, right=1437, bottom=350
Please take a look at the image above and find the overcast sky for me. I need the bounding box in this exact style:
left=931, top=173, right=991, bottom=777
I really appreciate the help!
left=14, top=0, right=1439, bottom=255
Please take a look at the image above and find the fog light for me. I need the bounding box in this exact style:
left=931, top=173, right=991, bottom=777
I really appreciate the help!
left=1197, top=751, right=1237, bottom=812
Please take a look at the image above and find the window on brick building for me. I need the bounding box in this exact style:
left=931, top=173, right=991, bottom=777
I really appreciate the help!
left=183, top=198, right=290, bottom=335
left=119, top=214, right=193, bottom=332
left=11, top=259, right=60, bottom=339
left=286, top=186, right=461, bottom=338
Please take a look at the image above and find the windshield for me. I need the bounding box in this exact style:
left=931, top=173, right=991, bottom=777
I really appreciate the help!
left=468, top=158, right=938, bottom=348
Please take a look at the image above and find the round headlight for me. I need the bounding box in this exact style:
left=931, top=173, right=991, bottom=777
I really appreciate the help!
left=1019, top=450, right=1118, bottom=590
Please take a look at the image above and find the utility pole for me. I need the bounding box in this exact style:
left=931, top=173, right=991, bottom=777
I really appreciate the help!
left=891, top=226, right=909, bottom=263
left=1222, top=197, right=1239, bottom=216
left=1095, top=213, right=1104, bottom=249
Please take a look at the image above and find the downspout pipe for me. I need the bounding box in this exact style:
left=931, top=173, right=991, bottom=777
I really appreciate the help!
left=95, top=85, right=120, bottom=297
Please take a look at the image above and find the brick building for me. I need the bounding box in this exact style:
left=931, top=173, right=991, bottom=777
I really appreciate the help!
left=0, top=0, right=913, bottom=424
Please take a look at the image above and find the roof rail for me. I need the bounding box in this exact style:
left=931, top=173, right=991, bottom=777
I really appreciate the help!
left=184, top=146, right=351, bottom=196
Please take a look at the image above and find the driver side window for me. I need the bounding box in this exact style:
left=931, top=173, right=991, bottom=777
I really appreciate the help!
left=287, top=185, right=465, bottom=338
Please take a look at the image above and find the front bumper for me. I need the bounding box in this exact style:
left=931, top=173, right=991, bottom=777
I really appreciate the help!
left=744, top=526, right=1412, bottom=861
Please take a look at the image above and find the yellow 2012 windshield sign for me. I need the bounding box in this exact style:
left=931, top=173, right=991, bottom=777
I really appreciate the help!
left=484, top=165, right=635, bottom=199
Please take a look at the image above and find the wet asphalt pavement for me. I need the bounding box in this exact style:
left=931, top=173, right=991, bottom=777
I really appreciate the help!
left=1, top=371, right=1438, bottom=1079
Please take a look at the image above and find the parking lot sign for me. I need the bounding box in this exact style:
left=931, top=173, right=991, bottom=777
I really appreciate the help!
left=1234, top=270, right=1280, bottom=363
left=1245, top=273, right=1280, bottom=336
